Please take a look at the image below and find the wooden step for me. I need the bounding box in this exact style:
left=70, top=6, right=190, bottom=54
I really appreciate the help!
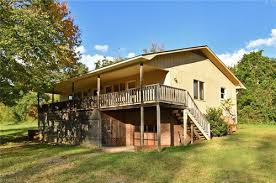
left=172, top=109, right=209, bottom=141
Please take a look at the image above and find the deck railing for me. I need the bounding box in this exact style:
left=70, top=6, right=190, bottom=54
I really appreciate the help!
left=185, top=92, right=211, bottom=137
left=42, top=83, right=210, bottom=138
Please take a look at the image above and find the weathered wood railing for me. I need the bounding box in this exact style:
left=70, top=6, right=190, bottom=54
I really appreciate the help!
left=100, top=87, right=141, bottom=107
left=185, top=92, right=211, bottom=138
left=159, top=85, right=187, bottom=104
left=42, top=84, right=210, bottom=138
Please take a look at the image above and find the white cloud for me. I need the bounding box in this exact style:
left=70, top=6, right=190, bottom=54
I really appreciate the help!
left=218, top=28, right=275, bottom=66
left=75, top=45, right=86, bottom=54
left=75, top=45, right=114, bottom=71
left=80, top=54, right=114, bottom=71
left=127, top=52, right=136, bottom=58
left=94, top=44, right=109, bottom=52
left=246, top=29, right=276, bottom=49
left=218, top=49, right=249, bottom=67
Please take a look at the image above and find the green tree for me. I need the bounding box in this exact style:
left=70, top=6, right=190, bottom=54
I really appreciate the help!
left=94, top=57, right=115, bottom=70
left=232, top=51, right=276, bottom=123
left=0, top=0, right=86, bottom=105
left=143, top=42, right=165, bottom=54
left=94, top=56, right=125, bottom=70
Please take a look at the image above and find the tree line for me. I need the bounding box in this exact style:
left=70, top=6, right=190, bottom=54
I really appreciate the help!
left=0, top=0, right=275, bottom=124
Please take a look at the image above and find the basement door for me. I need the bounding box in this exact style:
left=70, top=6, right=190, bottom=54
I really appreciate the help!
left=102, top=118, right=126, bottom=146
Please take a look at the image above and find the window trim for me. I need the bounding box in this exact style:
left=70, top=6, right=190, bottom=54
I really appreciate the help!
left=126, top=80, right=136, bottom=90
left=193, top=80, right=199, bottom=100
left=193, top=79, right=205, bottom=101
left=199, top=81, right=204, bottom=100
left=220, top=87, right=226, bottom=100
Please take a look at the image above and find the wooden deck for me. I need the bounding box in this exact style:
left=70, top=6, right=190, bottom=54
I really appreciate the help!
left=41, top=84, right=211, bottom=140
left=43, top=84, right=189, bottom=111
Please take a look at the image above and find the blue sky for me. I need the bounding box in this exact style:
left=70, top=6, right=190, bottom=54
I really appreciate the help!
left=67, top=0, right=276, bottom=70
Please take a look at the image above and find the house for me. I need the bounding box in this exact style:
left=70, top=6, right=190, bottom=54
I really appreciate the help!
left=38, top=45, right=244, bottom=150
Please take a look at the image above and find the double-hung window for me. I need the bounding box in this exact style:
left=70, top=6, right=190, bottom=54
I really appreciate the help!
left=221, top=87, right=226, bottom=100
left=193, top=80, right=204, bottom=100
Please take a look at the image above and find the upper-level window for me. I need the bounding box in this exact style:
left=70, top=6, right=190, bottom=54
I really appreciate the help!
left=120, top=83, right=126, bottom=91
left=193, top=80, right=204, bottom=100
left=105, top=85, right=112, bottom=93
left=114, top=84, right=119, bottom=92
left=114, top=83, right=125, bottom=92
left=127, top=80, right=136, bottom=89
left=221, top=87, right=226, bottom=99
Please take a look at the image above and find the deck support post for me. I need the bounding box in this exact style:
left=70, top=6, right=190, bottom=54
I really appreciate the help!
left=140, top=63, right=144, bottom=147
left=71, top=82, right=75, bottom=108
left=97, top=75, right=102, bottom=148
left=97, top=76, right=101, bottom=108
left=191, top=124, right=194, bottom=144
left=183, top=109, right=188, bottom=145
left=156, top=103, right=161, bottom=151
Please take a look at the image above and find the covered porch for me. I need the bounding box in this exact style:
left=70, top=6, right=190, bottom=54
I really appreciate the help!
left=39, top=61, right=210, bottom=150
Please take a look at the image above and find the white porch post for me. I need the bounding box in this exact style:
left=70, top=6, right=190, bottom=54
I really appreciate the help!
left=156, top=103, right=161, bottom=151
left=140, top=63, right=144, bottom=147
left=97, top=75, right=102, bottom=148
left=183, top=109, right=188, bottom=145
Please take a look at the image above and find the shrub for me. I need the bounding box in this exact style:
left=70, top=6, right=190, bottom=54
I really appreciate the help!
left=12, top=93, right=38, bottom=122
left=0, top=103, right=15, bottom=123
left=206, top=108, right=228, bottom=137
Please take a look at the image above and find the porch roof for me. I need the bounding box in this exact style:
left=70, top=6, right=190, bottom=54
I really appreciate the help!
left=54, top=45, right=245, bottom=94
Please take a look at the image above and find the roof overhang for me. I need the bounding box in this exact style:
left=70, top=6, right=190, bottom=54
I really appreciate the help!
left=53, top=45, right=245, bottom=94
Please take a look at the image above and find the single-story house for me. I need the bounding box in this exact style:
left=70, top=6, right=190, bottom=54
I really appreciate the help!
left=38, top=45, right=244, bottom=150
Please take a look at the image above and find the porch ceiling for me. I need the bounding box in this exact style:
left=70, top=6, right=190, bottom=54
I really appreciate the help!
left=54, top=63, right=167, bottom=95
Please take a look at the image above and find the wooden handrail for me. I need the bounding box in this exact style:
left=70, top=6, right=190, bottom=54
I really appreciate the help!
left=185, top=92, right=210, bottom=138
left=43, top=83, right=210, bottom=138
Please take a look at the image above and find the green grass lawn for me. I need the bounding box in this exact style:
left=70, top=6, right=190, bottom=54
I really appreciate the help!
left=0, top=124, right=276, bottom=183
left=0, top=119, right=37, bottom=144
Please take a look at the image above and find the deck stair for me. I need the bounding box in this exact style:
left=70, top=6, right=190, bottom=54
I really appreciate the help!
left=172, top=91, right=211, bottom=144
left=172, top=109, right=210, bottom=144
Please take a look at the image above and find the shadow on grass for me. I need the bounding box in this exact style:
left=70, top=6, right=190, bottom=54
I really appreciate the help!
left=0, top=126, right=37, bottom=144
left=0, top=143, right=98, bottom=182
left=161, top=142, right=207, bottom=152
left=54, top=142, right=210, bottom=182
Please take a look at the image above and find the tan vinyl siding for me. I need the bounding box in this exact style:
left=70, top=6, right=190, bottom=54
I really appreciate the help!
left=147, top=51, right=237, bottom=115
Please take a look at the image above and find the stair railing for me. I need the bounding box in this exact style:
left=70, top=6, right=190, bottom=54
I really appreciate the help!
left=185, top=91, right=211, bottom=138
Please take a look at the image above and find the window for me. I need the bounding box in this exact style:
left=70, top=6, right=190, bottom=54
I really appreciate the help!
left=199, top=81, right=204, bottom=100
left=221, top=87, right=226, bottom=99
left=134, top=125, right=157, bottom=132
left=114, top=83, right=125, bottom=92
left=120, top=83, right=125, bottom=91
left=193, top=80, right=204, bottom=100
left=146, top=125, right=157, bottom=133
left=114, top=84, right=120, bottom=92
left=105, top=85, right=112, bottom=93
left=127, top=81, right=136, bottom=89
left=193, top=80, right=198, bottom=99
